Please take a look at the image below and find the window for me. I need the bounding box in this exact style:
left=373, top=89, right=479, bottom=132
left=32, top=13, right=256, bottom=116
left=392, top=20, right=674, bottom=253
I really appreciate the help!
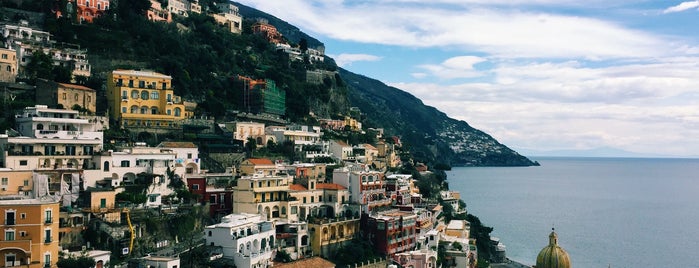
left=122, top=107, right=127, bottom=113
left=19, top=160, right=27, bottom=166
left=141, top=90, right=149, bottom=100
left=83, top=146, right=93, bottom=156
left=44, top=145, right=56, bottom=156
left=162, top=83, right=167, bottom=89
left=187, top=153, right=192, bottom=159
left=192, top=184, right=199, bottom=190
left=140, top=106, right=148, bottom=114
left=5, top=211, right=15, bottom=225
left=120, top=160, right=130, bottom=167
left=167, top=109, right=171, bottom=115
left=291, top=206, right=297, bottom=214
left=62, top=93, right=67, bottom=100
left=121, top=90, right=127, bottom=98
left=45, top=229, right=51, bottom=243
left=45, top=209, right=52, bottom=223
left=23, top=180, right=29, bottom=186
left=139, top=80, right=145, bottom=88
left=74, top=93, right=79, bottom=101
left=151, top=91, right=159, bottom=100
left=174, top=107, right=181, bottom=117
left=131, top=105, right=138, bottom=114
left=1, top=54, right=6, bottom=59
left=100, top=198, right=106, bottom=208
left=167, top=94, right=172, bottom=102
left=149, top=195, right=156, bottom=202
left=65, top=146, right=76, bottom=156
left=151, top=107, right=158, bottom=114
left=1, top=177, right=7, bottom=185
left=5, top=230, right=15, bottom=241
left=131, top=90, right=138, bottom=99
left=209, top=195, right=216, bottom=204
left=311, top=196, right=314, bottom=203
left=20, top=213, right=25, bottom=219
left=303, top=197, right=307, bottom=203
left=44, top=254, right=51, bottom=267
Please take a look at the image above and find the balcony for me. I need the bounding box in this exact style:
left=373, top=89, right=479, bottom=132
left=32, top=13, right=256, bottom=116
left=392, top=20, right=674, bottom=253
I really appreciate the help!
left=44, top=238, right=52, bottom=244
left=45, top=218, right=52, bottom=224
left=5, top=219, right=15, bottom=225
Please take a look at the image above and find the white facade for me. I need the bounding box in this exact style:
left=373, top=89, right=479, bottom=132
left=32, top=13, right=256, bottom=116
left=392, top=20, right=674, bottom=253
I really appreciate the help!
left=205, top=213, right=275, bottom=268
left=167, top=0, right=189, bottom=17
left=143, top=256, right=180, bottom=268
left=329, top=140, right=353, bottom=162
left=332, top=164, right=389, bottom=212
left=0, top=105, right=104, bottom=170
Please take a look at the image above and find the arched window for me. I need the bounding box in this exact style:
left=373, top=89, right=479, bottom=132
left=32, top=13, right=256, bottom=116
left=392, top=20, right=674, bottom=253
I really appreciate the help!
left=130, top=105, right=138, bottom=114
left=174, top=107, right=181, bottom=117
left=151, top=107, right=158, bottom=114
left=37, top=124, right=44, bottom=130
left=141, top=90, right=149, bottom=100
left=140, top=106, right=148, bottom=114
left=103, top=161, right=109, bottom=171
left=131, top=90, right=139, bottom=99
left=151, top=91, right=159, bottom=100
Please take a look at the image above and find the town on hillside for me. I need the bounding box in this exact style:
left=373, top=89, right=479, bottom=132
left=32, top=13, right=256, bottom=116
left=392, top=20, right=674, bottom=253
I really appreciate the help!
left=0, top=1, right=499, bottom=268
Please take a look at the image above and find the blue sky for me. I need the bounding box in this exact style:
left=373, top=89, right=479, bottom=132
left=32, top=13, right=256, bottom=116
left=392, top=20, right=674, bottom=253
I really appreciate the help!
left=236, top=0, right=699, bottom=157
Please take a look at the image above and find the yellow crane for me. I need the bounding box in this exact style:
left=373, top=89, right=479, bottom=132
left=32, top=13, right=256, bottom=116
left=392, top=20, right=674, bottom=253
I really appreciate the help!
left=124, top=208, right=135, bottom=254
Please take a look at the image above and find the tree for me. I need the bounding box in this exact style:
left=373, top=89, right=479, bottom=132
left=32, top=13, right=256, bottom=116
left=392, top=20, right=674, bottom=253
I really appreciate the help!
left=57, top=252, right=96, bottom=268
left=245, top=137, right=257, bottom=157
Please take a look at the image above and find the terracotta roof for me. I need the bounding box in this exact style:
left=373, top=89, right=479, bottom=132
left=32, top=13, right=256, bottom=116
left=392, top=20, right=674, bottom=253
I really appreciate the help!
left=246, top=158, right=275, bottom=165
left=57, top=82, right=94, bottom=91
left=274, top=257, right=335, bottom=268
left=316, top=183, right=347, bottom=190
left=363, top=143, right=377, bottom=150
left=158, top=141, right=198, bottom=148
left=289, top=184, right=307, bottom=191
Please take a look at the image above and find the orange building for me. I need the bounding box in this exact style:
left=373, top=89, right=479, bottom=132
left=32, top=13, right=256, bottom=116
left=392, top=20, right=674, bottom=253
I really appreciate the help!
left=148, top=0, right=172, bottom=22
left=0, top=196, right=60, bottom=268
left=251, top=20, right=283, bottom=44
left=75, top=0, right=110, bottom=23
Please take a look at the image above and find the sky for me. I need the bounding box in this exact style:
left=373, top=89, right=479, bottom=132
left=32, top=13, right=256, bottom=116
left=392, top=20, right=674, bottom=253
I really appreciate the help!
left=236, top=0, right=699, bottom=157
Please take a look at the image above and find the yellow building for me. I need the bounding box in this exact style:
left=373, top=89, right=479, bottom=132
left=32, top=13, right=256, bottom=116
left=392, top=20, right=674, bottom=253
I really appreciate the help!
left=106, top=70, right=187, bottom=131
left=308, top=217, right=359, bottom=258
left=0, top=48, right=17, bottom=83
left=0, top=196, right=60, bottom=268
left=36, top=79, right=97, bottom=114
left=0, top=170, right=33, bottom=196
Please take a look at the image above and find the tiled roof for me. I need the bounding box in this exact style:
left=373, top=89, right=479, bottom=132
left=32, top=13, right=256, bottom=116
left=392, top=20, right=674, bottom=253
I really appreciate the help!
left=158, top=141, right=198, bottom=148
left=363, top=143, right=377, bottom=150
left=289, top=184, right=307, bottom=191
left=246, top=158, right=274, bottom=165
left=57, top=82, right=94, bottom=91
left=334, top=140, right=349, bottom=146
left=316, top=183, right=347, bottom=190
left=274, top=257, right=335, bottom=268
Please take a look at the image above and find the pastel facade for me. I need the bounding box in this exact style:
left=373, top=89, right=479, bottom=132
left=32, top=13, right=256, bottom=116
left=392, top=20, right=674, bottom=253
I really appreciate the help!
left=75, top=0, right=110, bottom=23
left=228, top=121, right=266, bottom=146
left=106, top=70, right=187, bottom=132
left=251, top=20, right=282, bottom=44
left=232, top=174, right=300, bottom=222
left=147, top=0, right=172, bottom=22
left=0, top=196, right=60, bottom=268
left=333, top=165, right=391, bottom=213
left=212, top=3, right=242, bottom=34
left=0, top=47, right=17, bottom=83
left=391, top=248, right=438, bottom=268
left=36, top=79, right=96, bottom=113
left=204, top=213, right=275, bottom=268
left=0, top=170, right=33, bottom=196
left=238, top=158, right=276, bottom=177
left=308, top=217, right=360, bottom=258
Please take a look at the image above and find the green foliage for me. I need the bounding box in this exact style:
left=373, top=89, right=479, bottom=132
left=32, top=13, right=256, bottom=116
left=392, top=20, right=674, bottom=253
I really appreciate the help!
left=332, top=238, right=380, bottom=266
left=57, top=252, right=96, bottom=268
left=275, top=249, right=292, bottom=263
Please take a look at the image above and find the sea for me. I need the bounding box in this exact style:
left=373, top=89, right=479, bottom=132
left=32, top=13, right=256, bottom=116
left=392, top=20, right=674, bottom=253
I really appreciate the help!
left=447, top=157, right=699, bottom=268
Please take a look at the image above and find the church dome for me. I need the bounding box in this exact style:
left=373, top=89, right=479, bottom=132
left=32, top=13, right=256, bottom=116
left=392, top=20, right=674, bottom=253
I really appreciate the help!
left=536, top=228, right=571, bottom=268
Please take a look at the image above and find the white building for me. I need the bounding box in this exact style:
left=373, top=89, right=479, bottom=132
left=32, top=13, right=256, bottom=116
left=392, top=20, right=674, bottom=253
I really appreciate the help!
left=205, top=213, right=275, bottom=268
left=232, top=174, right=300, bottom=222
left=329, top=140, right=353, bottom=162
left=143, top=255, right=180, bottom=268
left=212, top=3, right=243, bottom=34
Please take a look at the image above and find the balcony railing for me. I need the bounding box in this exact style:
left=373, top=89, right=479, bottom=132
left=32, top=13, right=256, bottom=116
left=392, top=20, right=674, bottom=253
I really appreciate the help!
left=45, top=218, right=52, bottom=224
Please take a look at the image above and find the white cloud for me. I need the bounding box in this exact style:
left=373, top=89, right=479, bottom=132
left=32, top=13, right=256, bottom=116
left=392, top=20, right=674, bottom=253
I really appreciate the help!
left=389, top=57, right=699, bottom=156
left=663, top=1, right=699, bottom=14
left=238, top=1, right=668, bottom=60
left=418, top=56, right=487, bottom=79
left=328, top=53, right=382, bottom=67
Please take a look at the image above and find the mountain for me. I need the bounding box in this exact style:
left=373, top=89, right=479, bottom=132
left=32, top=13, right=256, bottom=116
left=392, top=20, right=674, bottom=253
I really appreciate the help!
left=233, top=3, right=537, bottom=167
left=339, top=69, right=537, bottom=167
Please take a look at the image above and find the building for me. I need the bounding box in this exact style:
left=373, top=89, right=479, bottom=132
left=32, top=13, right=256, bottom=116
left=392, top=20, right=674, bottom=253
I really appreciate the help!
left=307, top=217, right=360, bottom=258
left=186, top=173, right=235, bottom=219
left=238, top=158, right=277, bottom=177
left=0, top=47, right=17, bottom=83
left=0, top=195, right=61, bottom=268
left=143, top=255, right=180, bottom=268
left=106, top=70, right=188, bottom=132
left=147, top=0, right=172, bottom=22
left=204, top=213, right=275, bottom=268
left=212, top=3, right=242, bottom=34
left=329, top=140, right=353, bottom=162
left=251, top=19, right=283, bottom=44
left=167, top=0, right=189, bottom=17
left=333, top=164, right=391, bottom=213
left=227, top=121, right=266, bottom=146
left=232, top=174, right=299, bottom=221
left=391, top=249, right=438, bottom=268
left=0, top=170, right=33, bottom=196
left=364, top=210, right=418, bottom=256
left=238, top=76, right=286, bottom=116
left=275, top=221, right=309, bottom=260
left=36, top=79, right=97, bottom=113
left=75, top=0, right=111, bottom=23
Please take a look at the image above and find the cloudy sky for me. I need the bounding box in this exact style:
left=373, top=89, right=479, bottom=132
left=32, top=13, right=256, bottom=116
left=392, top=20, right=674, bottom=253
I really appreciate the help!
left=236, top=0, right=699, bottom=157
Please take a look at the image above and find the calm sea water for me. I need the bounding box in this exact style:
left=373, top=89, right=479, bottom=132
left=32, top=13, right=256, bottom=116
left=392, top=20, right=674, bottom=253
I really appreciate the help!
left=447, top=157, right=699, bottom=268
